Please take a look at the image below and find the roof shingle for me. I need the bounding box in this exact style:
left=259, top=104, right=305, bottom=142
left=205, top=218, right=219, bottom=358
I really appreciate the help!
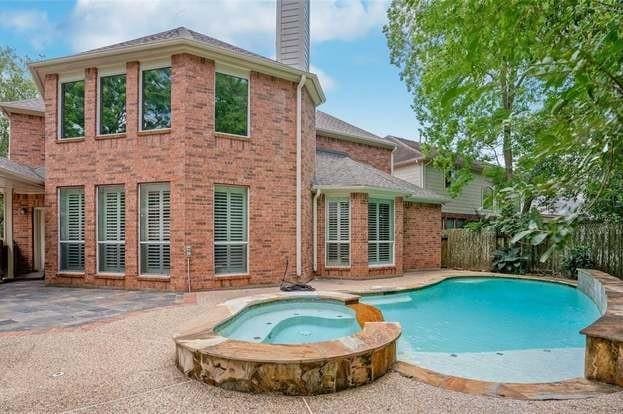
left=0, top=157, right=45, bottom=184
left=316, top=111, right=394, bottom=149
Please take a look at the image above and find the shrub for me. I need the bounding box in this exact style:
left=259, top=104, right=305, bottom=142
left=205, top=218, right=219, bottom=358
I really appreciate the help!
left=492, top=246, right=528, bottom=274
left=561, top=245, right=593, bottom=279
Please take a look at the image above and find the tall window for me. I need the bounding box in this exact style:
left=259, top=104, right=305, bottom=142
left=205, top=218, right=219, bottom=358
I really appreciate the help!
left=59, top=187, right=85, bottom=272
left=326, top=198, right=350, bottom=266
left=368, top=199, right=394, bottom=265
left=214, top=186, right=248, bottom=275
left=60, top=80, right=85, bottom=138
left=482, top=186, right=495, bottom=211
left=97, top=186, right=125, bottom=273
left=215, top=72, right=249, bottom=136
left=99, top=74, right=126, bottom=134
left=141, top=67, right=171, bottom=130
left=139, top=183, right=170, bottom=275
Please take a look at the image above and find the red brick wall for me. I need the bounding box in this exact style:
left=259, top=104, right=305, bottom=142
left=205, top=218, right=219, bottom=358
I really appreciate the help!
left=9, top=113, right=44, bottom=168
left=12, top=193, right=44, bottom=274
left=316, top=193, right=404, bottom=279
left=43, top=53, right=315, bottom=291
left=316, top=134, right=392, bottom=173
left=403, top=202, right=442, bottom=269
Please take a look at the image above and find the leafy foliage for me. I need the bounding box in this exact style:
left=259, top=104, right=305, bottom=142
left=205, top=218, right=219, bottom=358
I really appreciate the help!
left=100, top=74, right=126, bottom=135
left=60, top=80, right=84, bottom=138
left=142, top=67, right=171, bottom=130
left=561, top=245, right=594, bottom=278
left=492, top=246, right=528, bottom=274
left=0, top=47, right=38, bottom=155
left=385, top=0, right=623, bottom=258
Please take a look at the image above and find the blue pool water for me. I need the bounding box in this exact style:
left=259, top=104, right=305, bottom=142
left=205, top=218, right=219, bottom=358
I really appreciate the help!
left=215, top=299, right=361, bottom=344
left=362, top=277, right=601, bottom=383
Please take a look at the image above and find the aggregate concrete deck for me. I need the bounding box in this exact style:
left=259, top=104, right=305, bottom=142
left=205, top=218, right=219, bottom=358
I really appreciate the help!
left=1, top=271, right=623, bottom=413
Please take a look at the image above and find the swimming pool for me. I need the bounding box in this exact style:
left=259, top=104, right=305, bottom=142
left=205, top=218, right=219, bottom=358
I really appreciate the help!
left=362, top=277, right=601, bottom=383
left=215, top=298, right=361, bottom=344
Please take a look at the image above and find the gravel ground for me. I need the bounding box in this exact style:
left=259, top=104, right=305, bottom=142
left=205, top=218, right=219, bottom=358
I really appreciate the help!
left=1, top=285, right=622, bottom=414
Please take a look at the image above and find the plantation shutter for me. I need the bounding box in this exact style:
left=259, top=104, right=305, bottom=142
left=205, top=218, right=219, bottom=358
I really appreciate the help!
left=326, top=199, right=350, bottom=266
left=59, top=188, right=85, bottom=272
left=97, top=186, right=125, bottom=273
left=368, top=199, right=394, bottom=265
left=214, top=186, right=248, bottom=275
left=140, top=183, right=170, bottom=275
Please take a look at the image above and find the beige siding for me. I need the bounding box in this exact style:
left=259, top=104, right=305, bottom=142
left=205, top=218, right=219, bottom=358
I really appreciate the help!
left=424, top=166, right=493, bottom=216
left=394, top=163, right=424, bottom=187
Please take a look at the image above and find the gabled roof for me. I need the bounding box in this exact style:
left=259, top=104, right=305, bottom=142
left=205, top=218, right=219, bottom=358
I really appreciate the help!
left=314, top=149, right=445, bottom=204
left=0, top=157, right=45, bottom=185
left=29, top=26, right=324, bottom=105
left=384, top=135, right=425, bottom=164
left=316, top=111, right=395, bottom=150
left=0, top=98, right=44, bottom=117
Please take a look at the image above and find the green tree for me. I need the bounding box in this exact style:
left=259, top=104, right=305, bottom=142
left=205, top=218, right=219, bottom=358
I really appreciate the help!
left=0, top=47, right=38, bottom=156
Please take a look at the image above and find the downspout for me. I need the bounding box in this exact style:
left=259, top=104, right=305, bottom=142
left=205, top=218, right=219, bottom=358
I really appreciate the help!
left=390, top=146, right=396, bottom=175
left=296, top=74, right=307, bottom=277
left=312, top=188, right=321, bottom=272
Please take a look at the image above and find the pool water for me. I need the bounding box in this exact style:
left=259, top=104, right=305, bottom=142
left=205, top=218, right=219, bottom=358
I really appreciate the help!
left=362, top=277, right=601, bottom=383
left=215, top=299, right=361, bottom=344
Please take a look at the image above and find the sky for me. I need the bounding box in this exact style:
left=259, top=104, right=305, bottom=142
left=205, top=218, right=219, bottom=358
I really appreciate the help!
left=0, top=0, right=421, bottom=138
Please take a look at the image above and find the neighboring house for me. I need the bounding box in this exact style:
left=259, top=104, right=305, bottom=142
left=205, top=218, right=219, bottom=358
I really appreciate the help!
left=0, top=1, right=444, bottom=290
left=385, top=135, right=495, bottom=229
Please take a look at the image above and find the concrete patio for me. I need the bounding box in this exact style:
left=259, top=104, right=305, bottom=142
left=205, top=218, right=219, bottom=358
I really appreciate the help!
left=1, top=271, right=622, bottom=413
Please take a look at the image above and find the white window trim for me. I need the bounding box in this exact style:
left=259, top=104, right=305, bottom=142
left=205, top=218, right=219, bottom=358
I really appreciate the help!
left=138, top=182, right=171, bottom=278
left=481, top=186, right=497, bottom=212
left=213, top=184, right=250, bottom=277
left=57, top=72, right=85, bottom=140
left=214, top=63, right=251, bottom=138
left=368, top=197, right=395, bottom=268
left=325, top=197, right=351, bottom=268
left=138, top=58, right=172, bottom=133
left=96, top=66, right=126, bottom=137
left=96, top=185, right=126, bottom=276
left=57, top=186, right=85, bottom=274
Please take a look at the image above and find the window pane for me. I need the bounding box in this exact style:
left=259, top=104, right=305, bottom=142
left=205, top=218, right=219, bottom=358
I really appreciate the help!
left=368, top=199, right=394, bottom=265
left=139, top=183, right=170, bottom=275
left=98, top=186, right=125, bottom=273
left=215, top=72, right=248, bottom=136
left=59, top=188, right=84, bottom=272
left=61, top=80, right=84, bottom=138
left=142, top=67, right=171, bottom=130
left=326, top=198, right=349, bottom=266
left=214, top=186, right=248, bottom=274
left=100, top=74, right=126, bottom=134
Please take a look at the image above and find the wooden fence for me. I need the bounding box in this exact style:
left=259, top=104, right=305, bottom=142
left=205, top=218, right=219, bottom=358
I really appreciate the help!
left=442, top=223, right=623, bottom=278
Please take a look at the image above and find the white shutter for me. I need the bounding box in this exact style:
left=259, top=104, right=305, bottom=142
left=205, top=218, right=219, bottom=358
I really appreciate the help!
left=59, top=188, right=85, bottom=272
left=97, top=186, right=125, bottom=273
left=214, top=186, right=248, bottom=275
left=368, top=199, right=394, bottom=265
left=140, top=183, right=171, bottom=275
left=326, top=198, right=349, bottom=266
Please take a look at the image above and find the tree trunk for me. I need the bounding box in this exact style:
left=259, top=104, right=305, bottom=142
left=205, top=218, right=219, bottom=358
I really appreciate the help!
left=500, top=65, right=514, bottom=181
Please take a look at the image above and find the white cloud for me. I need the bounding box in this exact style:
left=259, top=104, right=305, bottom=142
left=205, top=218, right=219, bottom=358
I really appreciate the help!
left=68, top=0, right=389, bottom=53
left=310, top=65, right=336, bottom=92
left=0, top=10, right=57, bottom=50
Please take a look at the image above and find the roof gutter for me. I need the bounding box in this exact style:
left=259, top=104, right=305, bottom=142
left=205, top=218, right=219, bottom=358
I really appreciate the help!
left=316, top=128, right=396, bottom=150
left=296, top=74, right=307, bottom=277
left=312, top=185, right=446, bottom=205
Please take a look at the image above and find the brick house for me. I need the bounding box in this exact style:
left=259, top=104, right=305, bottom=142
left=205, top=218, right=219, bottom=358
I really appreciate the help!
left=0, top=1, right=444, bottom=291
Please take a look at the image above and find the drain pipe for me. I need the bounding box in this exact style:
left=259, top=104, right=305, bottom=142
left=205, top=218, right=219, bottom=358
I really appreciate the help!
left=312, top=189, right=321, bottom=272
left=296, top=74, right=306, bottom=278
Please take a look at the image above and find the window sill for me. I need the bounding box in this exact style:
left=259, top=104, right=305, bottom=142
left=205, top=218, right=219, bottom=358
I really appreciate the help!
left=56, top=272, right=85, bottom=278
left=215, top=273, right=250, bottom=280
left=95, top=273, right=125, bottom=279
left=56, top=137, right=85, bottom=143
left=368, top=264, right=396, bottom=270
left=137, top=275, right=170, bottom=282
left=215, top=132, right=250, bottom=141
left=137, top=128, right=171, bottom=136
left=96, top=133, right=126, bottom=140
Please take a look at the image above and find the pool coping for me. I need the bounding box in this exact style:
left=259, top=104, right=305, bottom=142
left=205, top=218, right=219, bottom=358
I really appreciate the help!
left=173, top=290, right=401, bottom=395
left=332, top=272, right=622, bottom=400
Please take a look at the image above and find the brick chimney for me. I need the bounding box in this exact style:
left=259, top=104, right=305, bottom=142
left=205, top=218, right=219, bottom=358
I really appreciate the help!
left=276, top=0, right=310, bottom=71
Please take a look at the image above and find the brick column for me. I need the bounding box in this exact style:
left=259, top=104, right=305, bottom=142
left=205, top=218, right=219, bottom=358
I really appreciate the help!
left=350, top=192, right=368, bottom=277
left=84, top=67, right=97, bottom=138
left=125, top=62, right=139, bottom=137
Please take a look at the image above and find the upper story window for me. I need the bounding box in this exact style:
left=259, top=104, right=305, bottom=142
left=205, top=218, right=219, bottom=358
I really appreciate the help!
left=59, top=79, right=85, bottom=138
left=99, top=73, right=126, bottom=135
left=368, top=198, right=394, bottom=266
left=444, top=168, right=458, bottom=189
left=482, top=186, right=496, bottom=211
left=141, top=66, right=171, bottom=131
left=215, top=68, right=249, bottom=137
